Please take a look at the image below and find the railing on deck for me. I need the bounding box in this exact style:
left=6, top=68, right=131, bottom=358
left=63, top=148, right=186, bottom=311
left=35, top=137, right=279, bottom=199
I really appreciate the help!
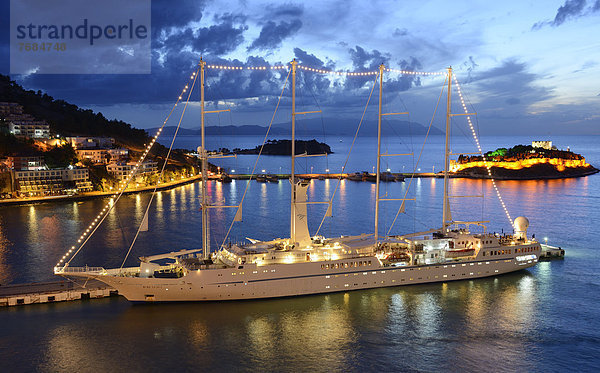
left=55, top=266, right=105, bottom=274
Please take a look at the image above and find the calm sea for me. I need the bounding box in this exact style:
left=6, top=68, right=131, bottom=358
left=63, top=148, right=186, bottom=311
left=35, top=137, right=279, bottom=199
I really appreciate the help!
left=0, top=135, right=598, bottom=372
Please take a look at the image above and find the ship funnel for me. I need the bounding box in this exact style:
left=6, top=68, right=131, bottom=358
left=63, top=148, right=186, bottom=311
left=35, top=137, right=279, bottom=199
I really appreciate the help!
left=513, top=216, right=529, bottom=240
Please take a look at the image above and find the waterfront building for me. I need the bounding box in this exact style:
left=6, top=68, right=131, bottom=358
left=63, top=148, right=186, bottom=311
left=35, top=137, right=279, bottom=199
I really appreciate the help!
left=4, top=155, right=45, bottom=171
left=107, top=160, right=158, bottom=182
left=76, top=148, right=129, bottom=164
left=8, top=120, right=50, bottom=139
left=11, top=166, right=93, bottom=196
left=66, top=136, right=115, bottom=149
left=0, top=102, right=24, bottom=116
left=532, top=141, right=555, bottom=150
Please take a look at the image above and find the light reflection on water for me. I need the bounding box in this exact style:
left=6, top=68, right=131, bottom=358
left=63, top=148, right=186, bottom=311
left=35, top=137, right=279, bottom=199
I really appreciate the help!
left=0, top=169, right=598, bottom=370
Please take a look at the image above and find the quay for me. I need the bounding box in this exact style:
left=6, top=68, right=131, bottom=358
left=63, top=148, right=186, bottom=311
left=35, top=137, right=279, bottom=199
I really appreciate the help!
left=0, top=279, right=117, bottom=307
left=0, top=173, right=204, bottom=207
left=228, top=172, right=441, bottom=180
left=540, top=244, right=565, bottom=259
left=0, top=172, right=445, bottom=207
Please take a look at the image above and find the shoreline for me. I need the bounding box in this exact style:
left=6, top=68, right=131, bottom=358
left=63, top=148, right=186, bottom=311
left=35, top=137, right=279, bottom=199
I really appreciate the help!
left=2, top=169, right=597, bottom=207
left=0, top=174, right=205, bottom=207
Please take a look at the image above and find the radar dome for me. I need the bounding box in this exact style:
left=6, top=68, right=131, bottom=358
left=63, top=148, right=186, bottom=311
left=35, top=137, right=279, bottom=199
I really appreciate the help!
left=513, top=216, right=529, bottom=239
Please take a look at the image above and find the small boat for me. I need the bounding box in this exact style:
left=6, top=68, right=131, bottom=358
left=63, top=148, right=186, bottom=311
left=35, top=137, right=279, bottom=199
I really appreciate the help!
left=346, top=172, right=363, bottom=181
left=380, top=171, right=396, bottom=182
left=218, top=174, right=232, bottom=183
left=266, top=174, right=279, bottom=182
left=364, top=172, right=377, bottom=182
left=255, top=174, right=267, bottom=182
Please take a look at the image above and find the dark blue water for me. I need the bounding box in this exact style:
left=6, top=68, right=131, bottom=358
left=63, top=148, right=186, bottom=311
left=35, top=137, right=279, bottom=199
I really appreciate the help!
left=1, top=135, right=599, bottom=372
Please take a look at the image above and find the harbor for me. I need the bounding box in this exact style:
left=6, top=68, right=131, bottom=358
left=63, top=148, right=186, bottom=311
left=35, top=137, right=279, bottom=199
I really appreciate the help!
left=2, top=0, right=599, bottom=370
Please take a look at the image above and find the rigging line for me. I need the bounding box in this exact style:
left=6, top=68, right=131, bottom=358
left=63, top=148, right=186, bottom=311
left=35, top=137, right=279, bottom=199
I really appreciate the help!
left=120, top=69, right=201, bottom=270
left=62, top=70, right=199, bottom=268
left=302, top=70, right=328, bottom=152
left=386, top=76, right=447, bottom=236
left=218, top=68, right=293, bottom=249
left=314, top=73, right=380, bottom=236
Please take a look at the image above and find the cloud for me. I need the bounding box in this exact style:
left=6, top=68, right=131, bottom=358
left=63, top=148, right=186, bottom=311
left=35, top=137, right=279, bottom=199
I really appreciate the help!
left=552, top=0, right=586, bottom=26
left=461, top=60, right=556, bottom=133
left=293, top=48, right=333, bottom=92
left=461, top=56, right=479, bottom=83
left=264, top=3, right=304, bottom=18
left=152, top=0, right=206, bottom=32
left=248, top=19, right=302, bottom=51
left=393, top=28, right=408, bottom=37
left=532, top=0, right=600, bottom=29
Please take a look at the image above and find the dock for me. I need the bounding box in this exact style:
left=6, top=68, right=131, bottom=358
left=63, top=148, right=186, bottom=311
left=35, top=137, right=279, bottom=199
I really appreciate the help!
left=0, top=279, right=117, bottom=307
left=540, top=244, right=565, bottom=260
left=228, top=172, right=442, bottom=180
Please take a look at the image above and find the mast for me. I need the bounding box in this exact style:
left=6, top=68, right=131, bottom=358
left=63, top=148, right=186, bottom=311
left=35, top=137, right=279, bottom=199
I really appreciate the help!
left=290, top=59, right=298, bottom=243
left=200, top=58, right=210, bottom=259
left=374, top=64, right=384, bottom=242
left=442, top=66, right=452, bottom=233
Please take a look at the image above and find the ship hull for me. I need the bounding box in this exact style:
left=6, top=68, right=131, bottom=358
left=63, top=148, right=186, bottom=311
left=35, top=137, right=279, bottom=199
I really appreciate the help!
left=80, top=254, right=539, bottom=302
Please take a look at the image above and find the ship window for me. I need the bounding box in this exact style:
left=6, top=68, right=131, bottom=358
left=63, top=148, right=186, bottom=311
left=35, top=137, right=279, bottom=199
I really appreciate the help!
left=368, top=261, right=372, bottom=265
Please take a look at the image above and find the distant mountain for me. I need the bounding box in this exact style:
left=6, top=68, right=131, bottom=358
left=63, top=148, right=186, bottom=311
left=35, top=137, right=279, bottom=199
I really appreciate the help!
left=149, top=125, right=288, bottom=137
left=150, top=117, right=443, bottom=137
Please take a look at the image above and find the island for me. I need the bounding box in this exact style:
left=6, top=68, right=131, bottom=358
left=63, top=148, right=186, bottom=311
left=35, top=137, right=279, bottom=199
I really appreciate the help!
left=450, top=141, right=598, bottom=179
left=215, top=139, right=333, bottom=156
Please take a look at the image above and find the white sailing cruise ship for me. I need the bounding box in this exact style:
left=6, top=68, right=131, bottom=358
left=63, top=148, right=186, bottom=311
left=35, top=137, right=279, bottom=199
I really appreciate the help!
left=55, top=60, right=541, bottom=302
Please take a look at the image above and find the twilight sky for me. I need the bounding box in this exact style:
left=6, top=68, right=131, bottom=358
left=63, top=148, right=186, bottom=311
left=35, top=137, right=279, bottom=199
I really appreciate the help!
left=1, top=0, right=599, bottom=135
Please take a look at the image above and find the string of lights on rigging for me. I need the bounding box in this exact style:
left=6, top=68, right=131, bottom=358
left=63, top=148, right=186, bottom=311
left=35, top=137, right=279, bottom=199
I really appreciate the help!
left=55, top=68, right=201, bottom=270
left=206, top=63, right=444, bottom=76
left=452, top=75, right=514, bottom=227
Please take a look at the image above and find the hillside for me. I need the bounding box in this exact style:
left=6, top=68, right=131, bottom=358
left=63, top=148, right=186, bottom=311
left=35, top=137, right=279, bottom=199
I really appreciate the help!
left=0, top=75, right=199, bottom=169
left=226, top=139, right=333, bottom=155
left=0, top=74, right=149, bottom=148
left=452, top=144, right=598, bottom=179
